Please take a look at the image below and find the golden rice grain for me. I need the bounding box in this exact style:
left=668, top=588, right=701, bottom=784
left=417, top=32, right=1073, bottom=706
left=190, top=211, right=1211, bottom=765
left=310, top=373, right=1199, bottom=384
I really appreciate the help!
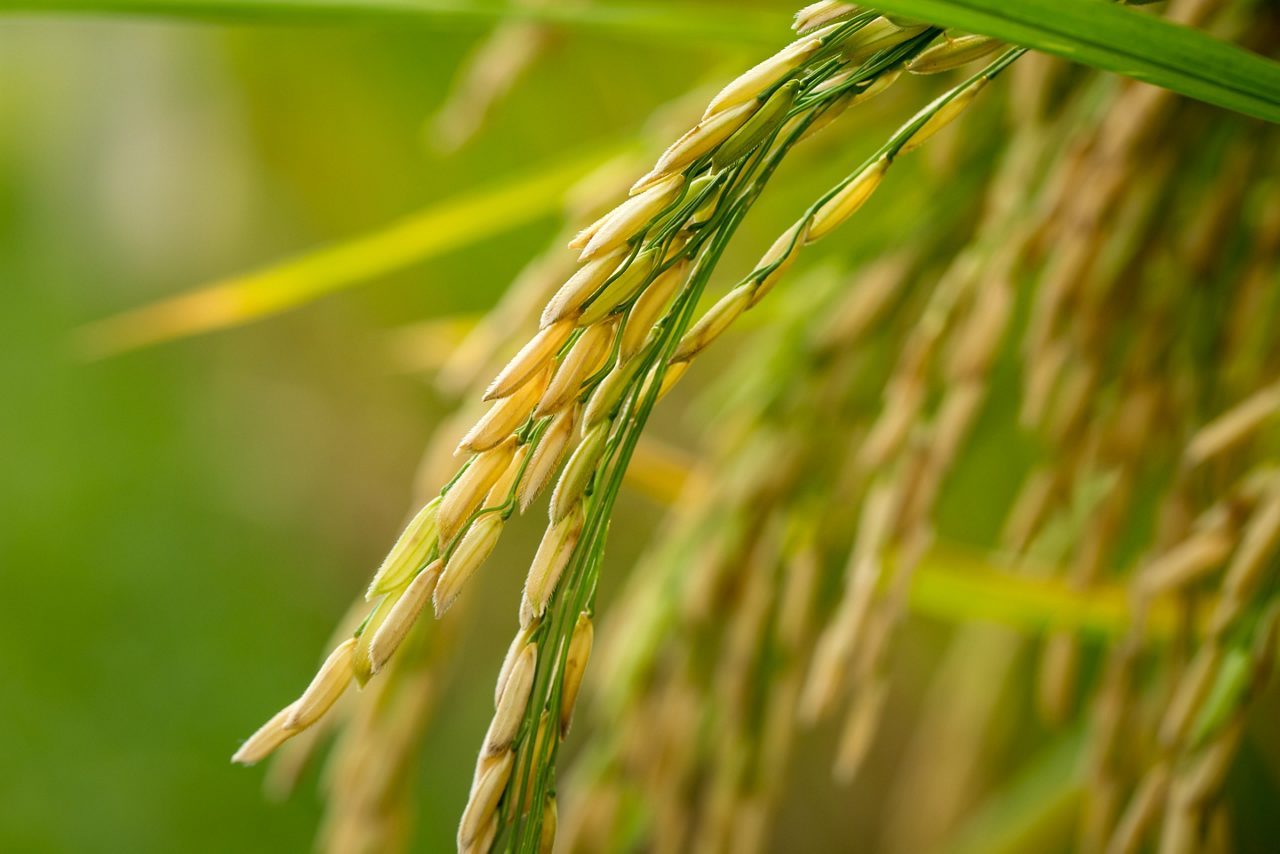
left=519, top=407, right=578, bottom=512
left=702, top=36, right=822, bottom=120
left=549, top=422, right=609, bottom=523
left=710, top=79, right=801, bottom=169
left=840, top=18, right=925, bottom=66
left=484, top=642, right=537, bottom=755
left=457, top=366, right=551, bottom=454
left=793, top=2, right=861, bottom=35
left=559, top=612, right=595, bottom=737
left=671, top=284, right=752, bottom=364
left=806, top=155, right=889, bottom=242
left=495, top=620, right=539, bottom=707
left=484, top=319, right=574, bottom=401
left=901, top=76, right=990, bottom=153
left=539, top=796, right=558, bottom=854
left=365, top=496, right=442, bottom=599
left=749, top=224, right=805, bottom=306
left=522, top=506, right=585, bottom=624
left=908, top=33, right=1003, bottom=75
left=459, top=750, right=515, bottom=848
left=541, top=247, right=629, bottom=327
left=579, top=174, right=684, bottom=261
left=439, top=439, right=517, bottom=543
left=434, top=513, right=506, bottom=617
left=285, top=637, right=358, bottom=731
left=537, top=322, right=616, bottom=417
left=621, top=260, right=689, bottom=360
left=577, top=249, right=659, bottom=326
left=231, top=704, right=298, bottom=766
left=631, top=100, right=759, bottom=194
left=367, top=560, right=441, bottom=675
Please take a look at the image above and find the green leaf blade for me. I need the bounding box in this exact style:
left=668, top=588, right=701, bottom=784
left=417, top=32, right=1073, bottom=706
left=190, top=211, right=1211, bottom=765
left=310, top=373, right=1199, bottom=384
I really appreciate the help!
left=871, top=0, right=1280, bottom=122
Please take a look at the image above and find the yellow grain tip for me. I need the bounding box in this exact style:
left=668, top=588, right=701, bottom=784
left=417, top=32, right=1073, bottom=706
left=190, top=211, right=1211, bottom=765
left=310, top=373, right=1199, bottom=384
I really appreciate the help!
left=284, top=637, right=358, bottom=731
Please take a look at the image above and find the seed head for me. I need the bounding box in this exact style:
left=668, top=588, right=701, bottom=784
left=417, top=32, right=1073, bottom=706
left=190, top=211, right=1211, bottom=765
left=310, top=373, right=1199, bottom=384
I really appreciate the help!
left=794, top=2, right=862, bottom=35
left=749, top=223, right=805, bottom=306
left=577, top=248, right=659, bottom=326
left=231, top=703, right=297, bottom=766
left=900, top=76, right=990, bottom=154
left=540, top=796, right=558, bottom=854
left=485, top=443, right=529, bottom=506
left=583, top=354, right=648, bottom=430
left=457, top=365, right=551, bottom=454
left=458, top=750, right=514, bottom=849
left=840, top=17, right=926, bottom=66
left=1184, top=382, right=1280, bottom=467
left=711, top=79, right=801, bottom=169
left=621, top=259, right=689, bottom=359
left=495, top=620, right=539, bottom=707
left=632, top=100, right=758, bottom=195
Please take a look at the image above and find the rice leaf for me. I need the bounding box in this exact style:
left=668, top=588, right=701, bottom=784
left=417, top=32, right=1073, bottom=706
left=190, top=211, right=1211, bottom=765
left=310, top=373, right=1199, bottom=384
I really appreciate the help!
left=869, top=0, right=1280, bottom=122
left=76, top=144, right=631, bottom=356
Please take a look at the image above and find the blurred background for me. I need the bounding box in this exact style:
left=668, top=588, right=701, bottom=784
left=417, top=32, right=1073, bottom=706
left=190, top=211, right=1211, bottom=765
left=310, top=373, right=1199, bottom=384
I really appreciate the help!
left=2, top=3, right=1277, bottom=853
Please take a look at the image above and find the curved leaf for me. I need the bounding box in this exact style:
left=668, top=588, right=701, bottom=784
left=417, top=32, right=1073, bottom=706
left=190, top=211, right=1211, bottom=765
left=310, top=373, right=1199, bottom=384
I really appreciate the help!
left=871, top=0, right=1280, bottom=122
left=76, top=144, right=630, bottom=357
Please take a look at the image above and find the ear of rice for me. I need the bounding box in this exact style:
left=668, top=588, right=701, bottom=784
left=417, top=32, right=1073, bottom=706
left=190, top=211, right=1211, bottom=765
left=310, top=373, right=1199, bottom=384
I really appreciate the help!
left=672, top=284, right=753, bottom=364
left=457, top=366, right=551, bottom=454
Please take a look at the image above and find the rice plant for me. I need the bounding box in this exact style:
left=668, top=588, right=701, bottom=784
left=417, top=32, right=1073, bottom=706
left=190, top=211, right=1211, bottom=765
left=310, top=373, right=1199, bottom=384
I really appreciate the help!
left=16, top=0, right=1280, bottom=851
